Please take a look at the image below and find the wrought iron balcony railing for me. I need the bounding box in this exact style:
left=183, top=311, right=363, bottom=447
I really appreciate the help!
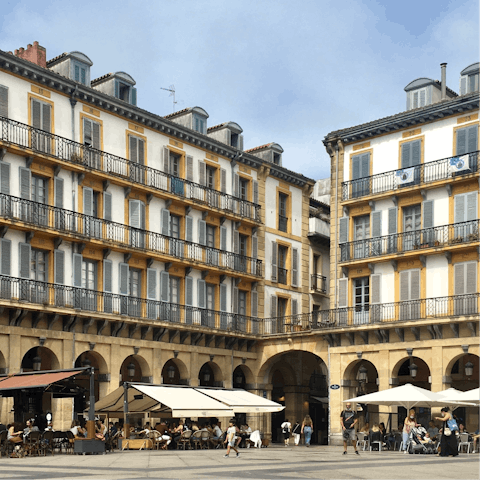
left=311, top=274, right=327, bottom=293
left=0, top=193, right=262, bottom=277
left=340, top=220, right=479, bottom=262
left=0, top=275, right=260, bottom=335
left=342, top=151, right=480, bottom=201
left=0, top=116, right=261, bottom=222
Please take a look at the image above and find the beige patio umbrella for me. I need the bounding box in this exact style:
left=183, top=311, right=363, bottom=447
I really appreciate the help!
left=435, top=388, right=477, bottom=409
left=439, top=388, right=480, bottom=407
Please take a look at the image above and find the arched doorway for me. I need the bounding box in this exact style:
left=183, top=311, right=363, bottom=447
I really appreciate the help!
left=119, top=355, right=143, bottom=384
left=198, top=362, right=215, bottom=387
left=162, top=359, right=181, bottom=385
left=233, top=366, right=247, bottom=389
left=74, top=351, right=108, bottom=404
left=21, top=346, right=60, bottom=372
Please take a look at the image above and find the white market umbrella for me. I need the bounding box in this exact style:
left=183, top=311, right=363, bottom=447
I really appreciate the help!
left=344, top=383, right=445, bottom=410
left=441, top=388, right=480, bottom=406
left=435, top=388, right=477, bottom=409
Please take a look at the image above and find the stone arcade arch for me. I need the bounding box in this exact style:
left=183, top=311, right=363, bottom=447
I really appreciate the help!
left=161, top=358, right=189, bottom=385
left=119, top=354, right=151, bottom=385
left=198, top=361, right=223, bottom=387
left=21, top=346, right=60, bottom=372
left=74, top=351, right=109, bottom=403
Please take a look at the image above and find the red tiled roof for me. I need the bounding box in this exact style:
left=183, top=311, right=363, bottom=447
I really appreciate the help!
left=164, top=107, right=191, bottom=119
left=207, top=122, right=227, bottom=132
left=91, top=73, right=113, bottom=85
left=244, top=143, right=274, bottom=153
left=46, top=52, right=68, bottom=66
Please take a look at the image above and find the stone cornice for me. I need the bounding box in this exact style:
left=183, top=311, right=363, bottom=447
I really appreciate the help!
left=0, top=50, right=314, bottom=187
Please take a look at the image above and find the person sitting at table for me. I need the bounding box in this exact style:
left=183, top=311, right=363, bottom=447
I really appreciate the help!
left=8, top=423, right=23, bottom=444
left=427, top=421, right=439, bottom=440
left=369, top=424, right=382, bottom=450
left=459, top=424, right=467, bottom=434
left=23, top=419, right=39, bottom=440
left=95, top=419, right=106, bottom=441
left=191, top=422, right=199, bottom=432
left=70, top=420, right=86, bottom=439
left=212, top=422, right=223, bottom=447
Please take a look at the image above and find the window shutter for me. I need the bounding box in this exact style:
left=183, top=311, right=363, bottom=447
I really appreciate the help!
left=422, top=200, right=434, bottom=229
left=460, top=76, right=467, bottom=95
left=0, top=238, right=11, bottom=275
left=467, top=125, right=478, bottom=154
left=160, top=270, right=170, bottom=302
left=252, top=234, right=258, bottom=259
left=232, top=287, right=238, bottom=314
left=19, top=167, right=31, bottom=199
left=399, top=271, right=409, bottom=301
left=371, top=211, right=382, bottom=237
left=129, top=199, right=140, bottom=228
left=466, top=262, right=477, bottom=294
left=220, top=226, right=227, bottom=251
left=291, top=299, right=298, bottom=316
left=339, top=216, right=349, bottom=243
left=410, top=269, right=420, bottom=300
left=291, top=248, right=298, bottom=287
left=253, top=180, right=259, bottom=204
left=234, top=174, right=239, bottom=197
left=129, top=136, right=137, bottom=163
left=271, top=240, right=278, bottom=282
left=0, top=161, right=10, bottom=194
left=114, top=80, right=119, bottom=99
left=119, top=262, right=129, bottom=295
left=163, top=147, right=170, bottom=174
left=131, top=88, right=137, bottom=106
left=92, top=122, right=100, bottom=149
left=185, top=216, right=193, bottom=242
left=221, top=168, right=227, bottom=193
left=137, top=138, right=145, bottom=164
left=198, top=219, right=206, bottom=245
left=54, top=249, right=64, bottom=284
left=0, top=85, right=8, bottom=118
left=219, top=283, right=227, bottom=311
left=73, top=253, right=83, bottom=287
left=83, top=118, right=92, bottom=144
left=161, top=208, right=170, bottom=236
left=147, top=268, right=157, bottom=300
left=270, top=295, right=277, bottom=317
left=419, top=89, right=426, bottom=107
left=103, top=259, right=112, bottom=293
left=454, top=263, right=465, bottom=295
left=466, top=192, right=477, bottom=221
left=197, top=279, right=206, bottom=308
left=251, top=289, right=258, bottom=317
left=411, top=140, right=421, bottom=166
left=32, top=99, right=41, bottom=129
left=19, top=243, right=31, bottom=279
left=371, top=274, right=381, bottom=304
left=233, top=229, right=239, bottom=254
left=81, top=68, right=86, bottom=85
left=54, top=177, right=63, bottom=208
left=198, top=161, right=206, bottom=186
left=352, top=155, right=360, bottom=180
left=140, top=202, right=146, bottom=230
left=401, top=142, right=411, bottom=168
left=388, top=208, right=397, bottom=234
left=42, top=101, right=51, bottom=132
left=360, top=153, right=370, bottom=177
left=454, top=194, right=465, bottom=223
left=74, top=65, right=79, bottom=82
left=103, top=192, right=112, bottom=221
left=83, top=187, right=93, bottom=216
left=186, top=155, right=194, bottom=182
left=185, top=276, right=193, bottom=306
left=338, top=278, right=348, bottom=308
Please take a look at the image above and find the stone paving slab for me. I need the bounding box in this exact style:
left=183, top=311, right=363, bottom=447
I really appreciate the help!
left=0, top=445, right=478, bottom=480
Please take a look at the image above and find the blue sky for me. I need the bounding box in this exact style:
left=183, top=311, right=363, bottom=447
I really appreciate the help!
left=1, top=0, right=478, bottom=180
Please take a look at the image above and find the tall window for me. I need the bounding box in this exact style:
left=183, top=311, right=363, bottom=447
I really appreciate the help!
left=354, top=215, right=369, bottom=259
left=353, top=277, right=369, bottom=324
left=170, top=151, right=181, bottom=177
left=351, top=152, right=370, bottom=197
left=31, top=249, right=47, bottom=282
left=403, top=204, right=421, bottom=250
left=31, top=98, right=51, bottom=153
left=31, top=175, right=48, bottom=227
left=279, top=193, right=288, bottom=232
left=278, top=245, right=288, bottom=284
left=239, top=178, right=249, bottom=200
left=206, top=166, right=216, bottom=189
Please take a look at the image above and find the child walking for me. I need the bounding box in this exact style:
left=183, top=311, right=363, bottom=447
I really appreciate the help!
left=224, top=419, right=240, bottom=458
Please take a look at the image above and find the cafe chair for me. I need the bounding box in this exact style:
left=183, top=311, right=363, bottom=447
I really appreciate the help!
left=356, top=432, right=369, bottom=451
left=177, top=430, right=192, bottom=450
left=191, top=430, right=203, bottom=450
left=458, top=433, right=474, bottom=454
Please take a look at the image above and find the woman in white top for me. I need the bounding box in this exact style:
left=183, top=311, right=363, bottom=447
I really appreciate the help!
left=280, top=419, right=292, bottom=447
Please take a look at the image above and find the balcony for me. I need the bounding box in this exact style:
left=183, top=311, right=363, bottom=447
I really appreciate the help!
left=342, top=151, right=479, bottom=202
left=0, top=275, right=260, bottom=335
left=311, top=274, right=327, bottom=294
left=339, top=220, right=479, bottom=263
left=308, top=217, right=330, bottom=239
left=0, top=193, right=263, bottom=277
left=0, top=116, right=261, bottom=223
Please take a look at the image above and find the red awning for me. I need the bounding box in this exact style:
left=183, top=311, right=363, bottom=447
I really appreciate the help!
left=0, top=370, right=81, bottom=392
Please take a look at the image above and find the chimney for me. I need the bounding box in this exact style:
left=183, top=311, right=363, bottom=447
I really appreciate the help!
left=14, top=41, right=46, bottom=68
left=440, top=63, right=447, bottom=101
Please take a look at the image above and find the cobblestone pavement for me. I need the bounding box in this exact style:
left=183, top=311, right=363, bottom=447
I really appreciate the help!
left=0, top=445, right=478, bottom=480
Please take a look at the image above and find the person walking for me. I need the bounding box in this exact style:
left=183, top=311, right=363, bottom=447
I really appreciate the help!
left=223, top=420, right=240, bottom=458
left=292, top=421, right=301, bottom=446
left=340, top=403, right=359, bottom=455
left=301, top=415, right=314, bottom=447
left=280, top=419, right=292, bottom=447
left=435, top=407, right=459, bottom=457
left=402, top=409, right=418, bottom=454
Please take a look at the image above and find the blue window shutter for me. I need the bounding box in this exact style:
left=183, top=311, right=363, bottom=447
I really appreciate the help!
left=0, top=161, right=10, bottom=195
left=197, top=279, right=206, bottom=308
left=119, top=262, right=129, bottom=295
left=198, top=219, right=206, bottom=245
left=103, top=259, right=112, bottom=293
left=161, top=209, right=170, bottom=236
left=54, top=177, right=64, bottom=208
left=115, top=80, right=119, bottom=99
left=1, top=238, right=11, bottom=275
left=131, top=87, right=137, bottom=106
left=73, top=253, right=83, bottom=287
left=160, top=270, right=169, bottom=302
left=220, top=283, right=227, bottom=312
left=19, top=167, right=31, bottom=200
left=185, top=276, right=193, bottom=306
left=103, top=192, right=112, bottom=221
left=19, top=243, right=31, bottom=279
left=147, top=268, right=157, bottom=300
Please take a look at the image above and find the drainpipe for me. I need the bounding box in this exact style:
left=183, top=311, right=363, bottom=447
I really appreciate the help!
left=440, top=63, right=447, bottom=101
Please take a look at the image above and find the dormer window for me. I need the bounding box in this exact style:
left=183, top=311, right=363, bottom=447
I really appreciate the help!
left=460, top=63, right=479, bottom=95
left=194, top=114, right=206, bottom=134
left=115, top=80, right=137, bottom=105
left=91, top=72, right=137, bottom=105
left=231, top=133, right=239, bottom=148
left=47, top=51, right=93, bottom=87
left=273, top=153, right=281, bottom=165
left=411, top=88, right=427, bottom=109
left=73, top=62, right=87, bottom=85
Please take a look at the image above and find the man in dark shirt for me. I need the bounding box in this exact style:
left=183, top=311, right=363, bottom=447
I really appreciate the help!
left=340, top=403, right=359, bottom=455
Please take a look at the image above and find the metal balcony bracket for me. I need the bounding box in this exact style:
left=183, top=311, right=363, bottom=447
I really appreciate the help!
left=419, top=255, right=426, bottom=268
left=146, top=258, right=154, bottom=268
left=467, top=322, right=476, bottom=336
left=342, top=267, right=349, bottom=278
left=103, top=180, right=110, bottom=191
left=252, top=227, right=258, bottom=235
left=165, top=263, right=172, bottom=272
left=390, top=260, right=398, bottom=272
left=54, top=237, right=62, bottom=249
left=234, top=277, right=241, bottom=286
left=433, top=324, right=443, bottom=339
left=220, top=216, right=226, bottom=226
left=185, top=267, right=192, bottom=276
left=63, top=315, right=78, bottom=333
left=392, top=195, right=398, bottom=207
left=77, top=173, right=85, bottom=185
left=191, top=332, right=204, bottom=346
left=204, top=334, right=214, bottom=348
left=343, top=206, right=349, bottom=216
left=25, top=156, right=33, bottom=168
left=247, top=340, right=257, bottom=352
left=0, top=148, right=7, bottom=161
left=345, top=332, right=355, bottom=345
left=123, top=187, right=131, bottom=198
left=444, top=252, right=452, bottom=264
left=359, top=331, right=369, bottom=345
left=153, top=327, right=166, bottom=342
left=97, top=319, right=108, bottom=335
left=180, top=331, right=190, bottom=345
left=324, top=334, right=335, bottom=347
left=367, top=263, right=374, bottom=273
left=368, top=201, right=375, bottom=210
left=0, top=226, right=8, bottom=238
left=410, top=327, right=420, bottom=341
left=225, top=337, right=237, bottom=349
left=111, top=322, right=126, bottom=338
left=53, top=165, right=61, bottom=177
left=235, top=221, right=241, bottom=230
left=446, top=185, right=452, bottom=196
left=146, top=194, right=153, bottom=205
left=124, top=253, right=132, bottom=263
left=201, top=270, right=209, bottom=280
left=78, top=243, right=86, bottom=254
left=427, top=325, right=435, bottom=339
left=165, top=199, right=172, bottom=208
left=9, top=309, right=27, bottom=327
left=128, top=324, right=139, bottom=339
left=450, top=323, right=459, bottom=338
left=47, top=314, right=61, bottom=330
left=25, top=232, right=34, bottom=244
left=185, top=206, right=192, bottom=216
left=141, top=325, right=152, bottom=340
left=31, top=312, right=45, bottom=329
left=202, top=211, right=208, bottom=220
left=215, top=336, right=225, bottom=348
left=395, top=328, right=404, bottom=342
left=82, top=318, right=95, bottom=334
left=420, top=190, right=427, bottom=201
left=219, top=275, right=226, bottom=284
left=237, top=338, right=247, bottom=351
left=103, top=249, right=111, bottom=259
left=169, top=329, right=179, bottom=343
left=374, top=330, right=384, bottom=343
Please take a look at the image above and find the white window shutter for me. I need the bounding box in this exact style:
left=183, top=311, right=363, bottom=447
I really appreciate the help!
left=371, top=274, right=381, bottom=304
left=147, top=268, right=157, bottom=300
left=161, top=208, right=170, bottom=236
left=83, top=187, right=94, bottom=216
left=73, top=253, right=83, bottom=287
left=422, top=200, right=434, bottom=229
left=160, top=271, right=170, bottom=302
left=198, top=161, right=206, bottom=186
left=338, top=278, right=348, bottom=308
left=466, top=192, right=477, bottom=221
left=399, top=271, right=409, bottom=301
left=339, top=216, right=349, bottom=243
left=129, top=199, right=140, bottom=228
left=119, top=262, right=129, bottom=295
left=410, top=269, right=420, bottom=300
left=0, top=238, right=11, bottom=276
left=454, top=263, right=465, bottom=295
left=454, top=194, right=465, bottom=223
left=388, top=208, right=397, bottom=234
left=186, top=155, right=194, bottom=181
left=0, top=85, right=8, bottom=118
left=465, top=262, right=477, bottom=294
left=0, top=161, right=10, bottom=195
left=54, top=249, right=65, bottom=284
left=103, top=259, right=112, bottom=293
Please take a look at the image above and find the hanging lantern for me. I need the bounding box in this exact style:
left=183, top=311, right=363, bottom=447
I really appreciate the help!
left=203, top=370, right=211, bottom=382
left=127, top=362, right=136, bottom=378
left=167, top=365, right=176, bottom=379
left=465, top=361, right=474, bottom=377
left=82, top=357, right=91, bottom=368
left=409, top=363, right=418, bottom=378
left=358, top=365, right=368, bottom=383
left=33, top=356, right=42, bottom=371
left=235, top=373, right=243, bottom=385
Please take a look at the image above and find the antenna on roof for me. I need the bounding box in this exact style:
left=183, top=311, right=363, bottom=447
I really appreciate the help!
left=160, top=85, right=177, bottom=113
